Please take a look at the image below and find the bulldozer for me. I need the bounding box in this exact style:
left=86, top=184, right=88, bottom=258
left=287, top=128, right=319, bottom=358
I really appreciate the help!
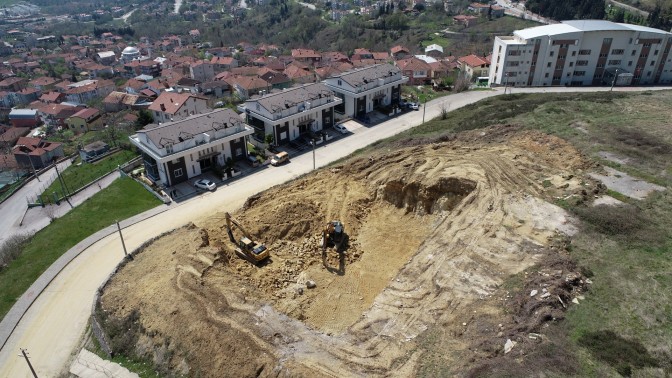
left=224, top=212, right=270, bottom=263
left=321, top=220, right=345, bottom=252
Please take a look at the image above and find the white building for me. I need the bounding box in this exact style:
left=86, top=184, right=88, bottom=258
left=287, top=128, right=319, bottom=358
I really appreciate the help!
left=243, top=83, right=342, bottom=145
left=323, top=64, right=408, bottom=119
left=129, top=108, right=254, bottom=187
left=489, top=20, right=672, bottom=87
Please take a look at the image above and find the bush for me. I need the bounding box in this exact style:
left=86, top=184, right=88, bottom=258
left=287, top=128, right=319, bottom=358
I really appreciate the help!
left=0, top=234, right=31, bottom=271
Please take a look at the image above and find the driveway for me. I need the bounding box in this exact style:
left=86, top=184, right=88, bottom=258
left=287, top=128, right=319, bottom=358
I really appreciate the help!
left=0, top=85, right=670, bottom=377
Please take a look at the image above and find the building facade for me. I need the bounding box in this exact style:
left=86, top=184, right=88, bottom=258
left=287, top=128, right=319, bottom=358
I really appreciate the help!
left=129, top=108, right=254, bottom=187
left=242, top=83, right=342, bottom=145
left=323, top=64, right=408, bottom=119
left=489, top=20, right=672, bottom=87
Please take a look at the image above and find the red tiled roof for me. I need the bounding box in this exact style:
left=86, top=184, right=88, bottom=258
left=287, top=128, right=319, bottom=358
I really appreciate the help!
left=148, top=92, right=192, bottom=114
left=458, top=54, right=489, bottom=68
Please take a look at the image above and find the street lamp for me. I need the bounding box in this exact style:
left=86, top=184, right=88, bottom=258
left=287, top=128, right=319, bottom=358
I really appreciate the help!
left=610, top=68, right=621, bottom=91
left=504, top=72, right=510, bottom=94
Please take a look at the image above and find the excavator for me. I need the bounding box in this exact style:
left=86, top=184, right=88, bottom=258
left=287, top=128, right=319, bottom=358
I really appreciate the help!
left=224, top=212, right=270, bottom=263
left=321, top=220, right=345, bottom=252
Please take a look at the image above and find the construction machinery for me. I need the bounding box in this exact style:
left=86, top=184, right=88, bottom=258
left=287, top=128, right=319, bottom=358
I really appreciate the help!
left=321, top=220, right=345, bottom=252
left=224, top=212, right=270, bottom=263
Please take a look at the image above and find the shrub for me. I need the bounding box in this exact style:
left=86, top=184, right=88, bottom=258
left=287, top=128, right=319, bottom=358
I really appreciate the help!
left=578, top=330, right=659, bottom=376
left=0, top=234, right=31, bottom=271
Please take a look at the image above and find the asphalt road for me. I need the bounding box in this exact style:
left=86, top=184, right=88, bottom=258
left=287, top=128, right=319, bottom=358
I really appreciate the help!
left=0, top=85, right=669, bottom=377
left=0, top=159, right=71, bottom=246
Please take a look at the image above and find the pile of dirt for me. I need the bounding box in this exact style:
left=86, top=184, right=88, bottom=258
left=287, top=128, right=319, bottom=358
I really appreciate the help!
left=100, top=125, right=596, bottom=377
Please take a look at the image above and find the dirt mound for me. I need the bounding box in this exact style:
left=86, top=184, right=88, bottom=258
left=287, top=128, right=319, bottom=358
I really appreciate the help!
left=100, top=127, right=593, bottom=377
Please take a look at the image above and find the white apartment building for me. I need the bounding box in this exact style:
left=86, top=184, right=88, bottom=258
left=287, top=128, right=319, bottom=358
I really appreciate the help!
left=489, top=20, right=672, bottom=87
left=129, top=108, right=254, bottom=187
left=243, top=83, right=342, bottom=145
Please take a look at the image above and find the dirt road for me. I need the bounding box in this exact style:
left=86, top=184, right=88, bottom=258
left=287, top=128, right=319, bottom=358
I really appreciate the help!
left=0, top=85, right=669, bottom=377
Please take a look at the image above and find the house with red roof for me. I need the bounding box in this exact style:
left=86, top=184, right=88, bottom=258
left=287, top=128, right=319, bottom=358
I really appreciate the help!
left=12, top=136, right=64, bottom=169
left=458, top=54, right=491, bottom=79
left=66, top=107, right=102, bottom=133
left=395, top=57, right=433, bottom=85
left=291, top=48, right=321, bottom=65
left=148, top=91, right=209, bottom=124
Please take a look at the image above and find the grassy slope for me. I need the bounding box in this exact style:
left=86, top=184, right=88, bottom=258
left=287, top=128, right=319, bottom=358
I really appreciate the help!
left=388, top=90, right=672, bottom=376
left=41, top=150, right=138, bottom=203
left=0, top=177, right=161, bottom=320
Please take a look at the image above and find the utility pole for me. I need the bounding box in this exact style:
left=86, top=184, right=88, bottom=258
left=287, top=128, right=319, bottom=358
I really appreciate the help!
left=116, top=221, right=130, bottom=258
left=19, top=348, right=38, bottom=378
left=28, top=156, right=40, bottom=182
left=311, top=140, right=316, bottom=170
left=422, top=95, right=427, bottom=124
left=54, top=164, right=72, bottom=208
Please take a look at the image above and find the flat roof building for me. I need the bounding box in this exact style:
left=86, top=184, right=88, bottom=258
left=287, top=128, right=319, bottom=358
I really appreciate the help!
left=489, top=20, right=672, bottom=87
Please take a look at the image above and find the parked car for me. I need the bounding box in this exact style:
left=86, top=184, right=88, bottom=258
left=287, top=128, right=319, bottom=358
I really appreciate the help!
left=271, top=151, right=289, bottom=166
left=408, top=102, right=420, bottom=111
left=194, top=179, right=216, bottom=191
left=246, top=155, right=260, bottom=167
left=334, top=123, right=348, bottom=134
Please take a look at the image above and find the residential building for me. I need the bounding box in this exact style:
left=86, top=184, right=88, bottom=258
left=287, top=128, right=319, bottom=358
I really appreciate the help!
left=396, top=57, right=432, bottom=85
left=103, top=92, right=143, bottom=112
left=425, top=44, right=444, bottom=57
left=64, top=79, right=115, bottom=104
left=148, top=91, right=209, bottom=123
left=0, top=126, right=30, bottom=149
left=229, top=76, right=270, bottom=99
left=66, top=107, right=102, bottom=133
left=190, top=61, right=215, bottom=82
left=96, top=51, right=117, bottom=65
left=459, top=54, right=491, bottom=79
left=8, top=109, right=39, bottom=128
left=489, top=20, right=672, bottom=87
left=391, top=45, right=411, bottom=60
left=291, top=48, right=322, bottom=65
left=243, top=83, right=342, bottom=145
left=129, top=108, right=254, bottom=187
left=12, top=136, right=64, bottom=169
left=323, top=64, right=408, bottom=118
left=79, top=141, right=109, bottom=162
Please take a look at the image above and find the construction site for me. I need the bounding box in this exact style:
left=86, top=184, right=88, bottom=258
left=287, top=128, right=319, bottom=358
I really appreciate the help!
left=99, top=125, right=595, bottom=376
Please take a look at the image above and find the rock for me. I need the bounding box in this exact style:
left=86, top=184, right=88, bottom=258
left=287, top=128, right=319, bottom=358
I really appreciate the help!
left=540, top=292, right=551, bottom=299
left=530, top=289, right=538, bottom=297
left=578, top=295, right=585, bottom=300
left=306, top=280, right=316, bottom=289
left=572, top=298, right=580, bottom=304
left=296, top=287, right=304, bottom=295
left=504, top=339, right=516, bottom=354
left=528, top=333, right=541, bottom=340
left=462, top=322, right=467, bottom=326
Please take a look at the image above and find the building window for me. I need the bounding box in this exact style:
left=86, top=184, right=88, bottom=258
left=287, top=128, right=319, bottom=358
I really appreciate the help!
left=569, top=62, right=574, bottom=67
left=553, top=75, right=561, bottom=80
left=644, top=43, right=652, bottom=48
left=647, top=71, right=652, bottom=77
left=608, top=60, right=621, bottom=65
left=174, top=168, right=183, bottom=177
left=578, top=49, right=591, bottom=55
left=576, top=60, right=589, bottom=66
left=654, top=50, right=659, bottom=55
left=603, top=38, right=613, bottom=44
left=337, top=79, right=342, bottom=86
left=573, top=71, right=586, bottom=77
left=650, top=61, right=655, bottom=66
left=550, top=51, right=554, bottom=57
left=166, top=144, right=173, bottom=153
left=611, top=49, right=624, bottom=55
left=597, top=64, right=604, bottom=68
left=507, top=61, right=519, bottom=66
left=628, top=61, right=633, bottom=66
left=545, top=73, right=549, bottom=78
left=235, top=147, right=242, bottom=156
left=558, top=55, right=566, bottom=59
left=632, top=50, right=637, bottom=56
left=508, top=50, right=521, bottom=56
left=599, top=53, right=608, bottom=58
left=547, top=62, right=552, bottom=68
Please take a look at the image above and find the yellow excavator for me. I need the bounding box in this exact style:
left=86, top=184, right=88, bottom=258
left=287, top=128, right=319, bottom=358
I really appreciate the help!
left=224, top=212, right=270, bottom=263
left=321, top=220, right=345, bottom=252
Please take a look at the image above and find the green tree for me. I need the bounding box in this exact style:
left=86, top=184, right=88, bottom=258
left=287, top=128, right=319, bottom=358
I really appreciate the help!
left=135, top=110, right=153, bottom=129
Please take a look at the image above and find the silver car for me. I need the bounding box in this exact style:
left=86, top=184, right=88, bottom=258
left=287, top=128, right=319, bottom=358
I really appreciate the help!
left=194, top=179, right=216, bottom=191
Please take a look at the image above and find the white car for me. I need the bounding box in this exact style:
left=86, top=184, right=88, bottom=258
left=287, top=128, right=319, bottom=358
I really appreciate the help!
left=334, top=123, right=348, bottom=134
left=194, top=179, right=216, bottom=191
left=408, top=102, right=420, bottom=111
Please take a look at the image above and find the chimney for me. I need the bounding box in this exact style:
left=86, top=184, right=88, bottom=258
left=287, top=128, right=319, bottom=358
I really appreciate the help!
left=160, top=103, right=166, bottom=111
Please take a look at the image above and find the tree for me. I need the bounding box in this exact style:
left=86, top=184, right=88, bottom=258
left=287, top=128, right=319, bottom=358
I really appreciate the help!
left=136, top=109, right=153, bottom=129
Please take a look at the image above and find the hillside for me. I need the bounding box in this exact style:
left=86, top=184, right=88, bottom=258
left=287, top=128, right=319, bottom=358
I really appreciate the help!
left=98, top=90, right=672, bottom=377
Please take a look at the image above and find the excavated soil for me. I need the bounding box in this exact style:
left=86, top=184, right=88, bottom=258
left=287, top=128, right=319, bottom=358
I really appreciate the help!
left=100, top=125, right=596, bottom=377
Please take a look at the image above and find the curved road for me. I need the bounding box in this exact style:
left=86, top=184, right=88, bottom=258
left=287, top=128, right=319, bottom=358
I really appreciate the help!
left=0, top=86, right=670, bottom=377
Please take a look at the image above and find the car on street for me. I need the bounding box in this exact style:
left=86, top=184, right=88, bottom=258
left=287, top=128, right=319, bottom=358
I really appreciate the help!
left=271, top=151, right=289, bottom=166
left=334, top=123, right=348, bottom=134
left=194, top=179, right=217, bottom=191
left=408, top=102, right=420, bottom=111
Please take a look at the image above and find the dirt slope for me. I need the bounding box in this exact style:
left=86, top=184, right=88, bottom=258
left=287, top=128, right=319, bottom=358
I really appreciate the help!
left=100, top=125, right=594, bottom=377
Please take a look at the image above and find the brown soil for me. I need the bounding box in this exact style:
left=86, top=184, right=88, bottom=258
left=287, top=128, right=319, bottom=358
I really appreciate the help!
left=100, top=125, right=596, bottom=377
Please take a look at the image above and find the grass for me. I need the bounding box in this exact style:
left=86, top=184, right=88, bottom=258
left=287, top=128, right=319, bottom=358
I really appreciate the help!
left=387, top=90, right=672, bottom=376
left=0, top=177, right=161, bottom=321
left=40, top=150, right=138, bottom=204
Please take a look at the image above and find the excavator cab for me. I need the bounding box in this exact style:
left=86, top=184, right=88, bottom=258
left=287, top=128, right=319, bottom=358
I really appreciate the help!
left=224, top=213, right=270, bottom=264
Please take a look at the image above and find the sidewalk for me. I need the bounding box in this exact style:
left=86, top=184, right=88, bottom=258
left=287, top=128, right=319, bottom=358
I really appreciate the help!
left=69, top=349, right=138, bottom=378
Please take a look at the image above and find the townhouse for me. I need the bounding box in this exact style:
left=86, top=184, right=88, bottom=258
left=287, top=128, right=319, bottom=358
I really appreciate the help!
left=129, top=108, right=254, bottom=187
left=242, top=82, right=342, bottom=145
